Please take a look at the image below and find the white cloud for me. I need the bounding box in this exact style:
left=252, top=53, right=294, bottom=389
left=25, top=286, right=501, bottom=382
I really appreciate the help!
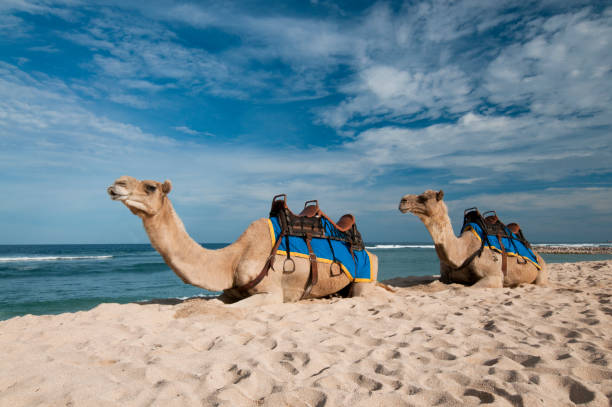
left=447, top=187, right=612, bottom=215
left=1, top=2, right=610, bottom=242
left=173, top=126, right=214, bottom=137
left=341, top=110, right=611, bottom=182
left=320, top=64, right=473, bottom=128
left=484, top=7, right=612, bottom=117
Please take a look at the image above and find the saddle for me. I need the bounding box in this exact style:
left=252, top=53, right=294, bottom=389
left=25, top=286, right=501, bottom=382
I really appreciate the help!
left=236, top=194, right=364, bottom=297
left=462, top=208, right=531, bottom=248
left=459, top=207, right=534, bottom=275
left=270, top=194, right=364, bottom=250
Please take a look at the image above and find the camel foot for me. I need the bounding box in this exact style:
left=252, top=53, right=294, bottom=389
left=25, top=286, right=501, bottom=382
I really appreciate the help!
left=228, top=292, right=284, bottom=307
left=471, top=275, right=503, bottom=288
left=350, top=282, right=394, bottom=300
left=376, top=282, right=396, bottom=293
left=535, top=269, right=549, bottom=286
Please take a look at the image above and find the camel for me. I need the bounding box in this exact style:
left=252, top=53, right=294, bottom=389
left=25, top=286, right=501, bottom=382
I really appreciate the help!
left=107, top=176, right=385, bottom=306
left=399, top=190, right=548, bottom=288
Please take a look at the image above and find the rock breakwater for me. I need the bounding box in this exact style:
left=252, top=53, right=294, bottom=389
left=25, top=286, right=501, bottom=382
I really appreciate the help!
left=534, top=245, right=612, bottom=254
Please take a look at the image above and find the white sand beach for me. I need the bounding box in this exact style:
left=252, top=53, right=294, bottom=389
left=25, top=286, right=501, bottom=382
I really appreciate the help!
left=1, top=260, right=611, bottom=406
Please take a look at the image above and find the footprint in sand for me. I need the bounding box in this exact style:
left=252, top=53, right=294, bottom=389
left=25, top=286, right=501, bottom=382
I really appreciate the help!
left=279, top=361, right=299, bottom=376
left=373, top=363, right=397, bottom=376
left=540, top=375, right=598, bottom=404
left=349, top=373, right=383, bottom=391
left=228, top=364, right=251, bottom=384
left=431, top=349, right=457, bottom=361
left=463, top=388, right=495, bottom=404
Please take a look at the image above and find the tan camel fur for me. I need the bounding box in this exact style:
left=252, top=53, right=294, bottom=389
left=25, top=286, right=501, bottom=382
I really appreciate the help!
left=399, top=190, right=548, bottom=288
left=107, top=176, right=385, bottom=306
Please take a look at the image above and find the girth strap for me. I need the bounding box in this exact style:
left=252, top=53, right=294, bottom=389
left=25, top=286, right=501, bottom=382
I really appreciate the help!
left=301, top=234, right=318, bottom=299
left=236, top=232, right=284, bottom=294
left=497, top=232, right=508, bottom=277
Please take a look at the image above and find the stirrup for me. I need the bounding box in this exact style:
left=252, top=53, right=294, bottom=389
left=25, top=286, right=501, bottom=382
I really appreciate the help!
left=283, top=257, right=296, bottom=274
left=329, top=260, right=343, bottom=277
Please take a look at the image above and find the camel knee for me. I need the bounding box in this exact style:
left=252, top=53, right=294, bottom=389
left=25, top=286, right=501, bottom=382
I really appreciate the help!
left=535, top=270, right=549, bottom=286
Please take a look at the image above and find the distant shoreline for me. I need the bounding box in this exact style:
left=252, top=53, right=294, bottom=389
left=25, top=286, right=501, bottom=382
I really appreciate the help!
left=534, top=245, right=612, bottom=254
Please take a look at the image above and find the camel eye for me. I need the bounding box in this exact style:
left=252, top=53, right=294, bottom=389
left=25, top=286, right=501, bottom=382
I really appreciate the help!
left=417, top=196, right=427, bottom=204
left=145, top=184, right=157, bottom=193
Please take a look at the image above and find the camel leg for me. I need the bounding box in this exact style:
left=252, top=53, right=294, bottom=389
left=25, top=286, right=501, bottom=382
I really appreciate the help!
left=349, top=282, right=393, bottom=299
left=440, top=263, right=452, bottom=284
left=471, top=274, right=503, bottom=288
left=534, top=269, right=548, bottom=286
left=216, top=292, right=240, bottom=304
left=228, top=291, right=284, bottom=307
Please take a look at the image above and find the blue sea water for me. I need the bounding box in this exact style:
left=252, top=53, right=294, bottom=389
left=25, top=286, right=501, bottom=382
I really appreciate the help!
left=1, top=243, right=611, bottom=321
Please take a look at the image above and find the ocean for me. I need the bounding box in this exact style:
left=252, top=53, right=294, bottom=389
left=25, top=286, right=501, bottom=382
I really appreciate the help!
left=1, top=243, right=611, bottom=321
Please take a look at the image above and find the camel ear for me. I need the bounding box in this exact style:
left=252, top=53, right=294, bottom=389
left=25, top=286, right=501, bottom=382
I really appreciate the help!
left=162, top=180, right=172, bottom=194
left=436, top=190, right=444, bottom=201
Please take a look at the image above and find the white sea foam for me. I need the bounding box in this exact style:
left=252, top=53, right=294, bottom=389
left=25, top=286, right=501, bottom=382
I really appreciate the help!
left=0, top=255, right=113, bottom=262
left=366, top=244, right=435, bottom=249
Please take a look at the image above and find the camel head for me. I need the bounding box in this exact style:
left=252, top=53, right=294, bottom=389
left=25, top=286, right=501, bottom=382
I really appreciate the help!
left=398, top=190, right=446, bottom=221
left=107, top=175, right=172, bottom=217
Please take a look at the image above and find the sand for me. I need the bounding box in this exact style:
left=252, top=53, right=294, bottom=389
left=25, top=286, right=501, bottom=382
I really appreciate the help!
left=1, top=260, right=611, bottom=406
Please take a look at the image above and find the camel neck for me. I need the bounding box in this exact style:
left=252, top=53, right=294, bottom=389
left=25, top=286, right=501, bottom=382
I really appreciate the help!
left=423, top=208, right=458, bottom=246
left=141, top=198, right=236, bottom=291
left=421, top=204, right=475, bottom=269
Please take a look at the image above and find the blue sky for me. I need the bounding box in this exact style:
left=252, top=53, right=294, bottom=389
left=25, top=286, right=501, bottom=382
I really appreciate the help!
left=0, top=0, right=610, bottom=244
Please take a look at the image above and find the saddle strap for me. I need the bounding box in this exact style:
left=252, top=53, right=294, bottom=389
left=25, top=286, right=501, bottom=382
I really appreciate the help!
left=497, top=232, right=508, bottom=277
left=236, top=232, right=284, bottom=294
left=301, top=234, right=319, bottom=299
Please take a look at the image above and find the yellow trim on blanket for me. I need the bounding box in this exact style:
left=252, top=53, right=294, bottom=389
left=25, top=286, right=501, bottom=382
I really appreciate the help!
left=267, top=218, right=276, bottom=248
left=465, top=226, right=541, bottom=270
left=266, top=219, right=373, bottom=282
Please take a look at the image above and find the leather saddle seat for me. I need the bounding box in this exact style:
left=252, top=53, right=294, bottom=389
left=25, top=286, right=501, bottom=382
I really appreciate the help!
left=486, top=215, right=522, bottom=237
left=507, top=223, right=521, bottom=234
left=298, top=202, right=356, bottom=232
left=334, top=214, right=356, bottom=232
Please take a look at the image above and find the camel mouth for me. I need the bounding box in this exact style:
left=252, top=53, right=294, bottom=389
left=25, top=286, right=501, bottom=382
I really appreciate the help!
left=399, top=202, right=423, bottom=215
left=107, top=186, right=128, bottom=201
left=400, top=205, right=426, bottom=216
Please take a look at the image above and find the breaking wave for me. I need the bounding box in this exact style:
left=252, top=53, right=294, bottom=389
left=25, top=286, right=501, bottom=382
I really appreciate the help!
left=366, top=244, right=434, bottom=249
left=0, top=255, right=113, bottom=263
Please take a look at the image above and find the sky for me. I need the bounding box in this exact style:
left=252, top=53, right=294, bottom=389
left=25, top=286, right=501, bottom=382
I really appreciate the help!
left=0, top=0, right=611, bottom=244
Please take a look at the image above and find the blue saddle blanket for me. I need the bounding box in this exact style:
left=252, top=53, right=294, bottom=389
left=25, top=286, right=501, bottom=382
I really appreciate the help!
left=463, top=222, right=541, bottom=269
left=268, top=216, right=373, bottom=282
